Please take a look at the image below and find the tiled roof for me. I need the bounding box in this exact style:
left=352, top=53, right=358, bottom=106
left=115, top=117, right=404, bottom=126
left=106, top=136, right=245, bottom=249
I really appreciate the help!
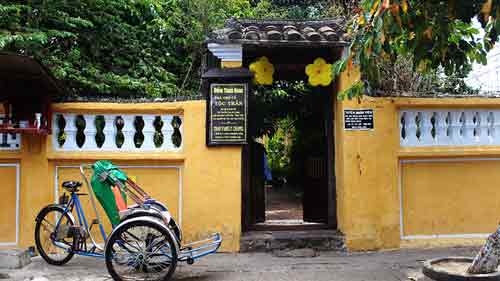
left=207, top=18, right=348, bottom=46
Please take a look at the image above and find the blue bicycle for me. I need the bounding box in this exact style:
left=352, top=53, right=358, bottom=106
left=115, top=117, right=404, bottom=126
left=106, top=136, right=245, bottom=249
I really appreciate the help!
left=34, top=161, right=221, bottom=281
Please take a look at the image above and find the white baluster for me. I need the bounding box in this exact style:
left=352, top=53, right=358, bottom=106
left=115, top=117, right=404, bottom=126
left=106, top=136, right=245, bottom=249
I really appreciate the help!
left=82, top=114, right=97, bottom=150
left=162, top=115, right=174, bottom=151
left=420, top=111, right=433, bottom=146
left=399, top=111, right=408, bottom=146
left=64, top=114, right=78, bottom=150
left=102, top=115, right=116, bottom=150
left=52, top=114, right=61, bottom=150
left=478, top=111, right=490, bottom=145
left=49, top=112, right=184, bottom=152
left=175, top=116, right=183, bottom=151
left=435, top=111, right=448, bottom=145
left=492, top=111, right=500, bottom=145
left=403, top=111, right=418, bottom=146
left=463, top=110, right=475, bottom=145
left=142, top=115, right=156, bottom=150
left=487, top=112, right=495, bottom=144
left=122, top=115, right=136, bottom=150
left=449, top=111, right=462, bottom=146
left=472, top=111, right=480, bottom=144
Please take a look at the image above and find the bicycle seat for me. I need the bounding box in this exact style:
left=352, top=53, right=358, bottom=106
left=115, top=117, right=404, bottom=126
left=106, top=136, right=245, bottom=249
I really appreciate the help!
left=62, top=181, right=82, bottom=192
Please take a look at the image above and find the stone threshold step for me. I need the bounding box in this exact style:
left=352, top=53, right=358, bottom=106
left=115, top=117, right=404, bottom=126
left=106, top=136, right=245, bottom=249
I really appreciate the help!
left=0, top=248, right=31, bottom=269
left=240, top=230, right=345, bottom=253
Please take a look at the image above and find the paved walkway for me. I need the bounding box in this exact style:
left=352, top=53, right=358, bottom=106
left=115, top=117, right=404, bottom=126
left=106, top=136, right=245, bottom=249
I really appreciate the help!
left=3, top=247, right=480, bottom=281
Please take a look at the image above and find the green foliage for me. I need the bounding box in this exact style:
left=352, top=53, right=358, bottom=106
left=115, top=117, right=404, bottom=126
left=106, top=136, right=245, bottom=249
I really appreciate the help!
left=252, top=80, right=312, bottom=136
left=0, top=0, right=254, bottom=98
left=0, top=0, right=349, bottom=98
left=1, top=0, right=179, bottom=97
left=254, top=81, right=309, bottom=178
left=7, top=0, right=484, bottom=98
left=265, top=117, right=296, bottom=173
left=367, top=54, right=479, bottom=96
left=250, top=0, right=347, bottom=19
left=258, top=80, right=326, bottom=183
left=256, top=80, right=329, bottom=186
left=334, top=0, right=496, bottom=97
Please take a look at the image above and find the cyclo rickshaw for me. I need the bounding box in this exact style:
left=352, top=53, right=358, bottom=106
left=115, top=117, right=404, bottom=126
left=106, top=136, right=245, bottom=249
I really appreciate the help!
left=34, top=160, right=222, bottom=281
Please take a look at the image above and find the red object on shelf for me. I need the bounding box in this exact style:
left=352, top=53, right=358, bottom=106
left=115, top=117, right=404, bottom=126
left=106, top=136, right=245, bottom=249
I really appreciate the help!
left=0, top=53, right=64, bottom=136
left=0, top=127, right=49, bottom=135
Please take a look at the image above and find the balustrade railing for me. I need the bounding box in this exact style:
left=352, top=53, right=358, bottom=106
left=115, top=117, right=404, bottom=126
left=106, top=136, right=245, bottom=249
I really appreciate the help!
left=53, top=113, right=183, bottom=152
left=400, top=109, right=500, bottom=147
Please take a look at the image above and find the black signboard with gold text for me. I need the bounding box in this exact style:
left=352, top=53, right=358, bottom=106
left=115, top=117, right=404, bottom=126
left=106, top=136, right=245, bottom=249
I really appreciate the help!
left=207, top=83, right=247, bottom=145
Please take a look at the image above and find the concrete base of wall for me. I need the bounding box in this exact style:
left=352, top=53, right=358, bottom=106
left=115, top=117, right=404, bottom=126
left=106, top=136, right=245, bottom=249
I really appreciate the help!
left=240, top=230, right=345, bottom=252
left=0, top=249, right=31, bottom=269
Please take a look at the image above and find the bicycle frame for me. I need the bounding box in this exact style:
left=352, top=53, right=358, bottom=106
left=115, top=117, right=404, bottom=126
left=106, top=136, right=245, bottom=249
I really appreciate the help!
left=50, top=164, right=108, bottom=258
left=48, top=163, right=222, bottom=265
left=53, top=190, right=107, bottom=258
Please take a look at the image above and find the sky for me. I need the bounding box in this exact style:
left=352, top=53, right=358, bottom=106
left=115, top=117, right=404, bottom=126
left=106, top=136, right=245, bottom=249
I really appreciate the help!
left=465, top=18, right=500, bottom=93
left=465, top=47, right=500, bottom=92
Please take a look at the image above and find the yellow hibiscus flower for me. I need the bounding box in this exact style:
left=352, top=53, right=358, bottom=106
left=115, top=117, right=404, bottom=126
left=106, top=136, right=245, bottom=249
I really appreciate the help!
left=249, top=57, right=274, bottom=85
left=305, top=58, right=333, bottom=87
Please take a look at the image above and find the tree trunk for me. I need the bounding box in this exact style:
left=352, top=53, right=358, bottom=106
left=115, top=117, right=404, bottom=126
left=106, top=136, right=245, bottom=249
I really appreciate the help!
left=468, top=228, right=500, bottom=274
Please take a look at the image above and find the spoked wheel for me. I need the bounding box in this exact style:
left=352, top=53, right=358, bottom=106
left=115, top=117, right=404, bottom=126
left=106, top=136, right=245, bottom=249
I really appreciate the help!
left=105, top=218, right=178, bottom=281
left=34, top=206, right=75, bottom=265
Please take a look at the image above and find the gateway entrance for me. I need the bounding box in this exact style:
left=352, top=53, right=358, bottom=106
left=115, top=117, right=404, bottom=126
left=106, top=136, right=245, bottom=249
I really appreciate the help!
left=206, top=19, right=346, bottom=231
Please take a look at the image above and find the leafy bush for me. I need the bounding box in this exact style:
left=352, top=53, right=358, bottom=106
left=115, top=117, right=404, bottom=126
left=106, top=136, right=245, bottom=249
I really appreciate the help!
left=373, top=54, right=479, bottom=96
left=0, top=0, right=353, bottom=98
left=265, top=117, right=296, bottom=174
left=0, top=0, right=256, bottom=98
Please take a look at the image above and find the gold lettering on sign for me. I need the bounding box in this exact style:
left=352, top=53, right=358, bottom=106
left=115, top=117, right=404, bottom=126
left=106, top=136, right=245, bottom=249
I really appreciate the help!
left=209, top=84, right=247, bottom=144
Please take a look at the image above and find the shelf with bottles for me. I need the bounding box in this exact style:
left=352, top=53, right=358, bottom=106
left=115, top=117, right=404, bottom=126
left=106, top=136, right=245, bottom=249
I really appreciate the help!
left=0, top=113, right=49, bottom=135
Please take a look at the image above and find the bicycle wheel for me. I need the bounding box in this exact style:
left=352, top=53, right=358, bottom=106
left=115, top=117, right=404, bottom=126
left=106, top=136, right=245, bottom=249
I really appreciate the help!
left=120, top=207, right=182, bottom=247
left=34, top=206, right=75, bottom=265
left=105, top=218, right=178, bottom=281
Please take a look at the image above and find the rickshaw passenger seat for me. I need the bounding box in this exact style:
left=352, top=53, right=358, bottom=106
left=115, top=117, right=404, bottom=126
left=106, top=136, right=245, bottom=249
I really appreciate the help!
left=62, top=181, right=82, bottom=192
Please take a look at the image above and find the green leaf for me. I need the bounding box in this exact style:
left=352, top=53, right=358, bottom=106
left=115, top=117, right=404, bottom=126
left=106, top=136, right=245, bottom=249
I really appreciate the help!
left=333, top=59, right=347, bottom=76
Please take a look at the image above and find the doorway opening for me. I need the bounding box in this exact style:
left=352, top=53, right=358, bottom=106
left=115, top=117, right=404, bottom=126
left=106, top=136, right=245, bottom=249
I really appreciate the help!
left=242, top=46, right=337, bottom=230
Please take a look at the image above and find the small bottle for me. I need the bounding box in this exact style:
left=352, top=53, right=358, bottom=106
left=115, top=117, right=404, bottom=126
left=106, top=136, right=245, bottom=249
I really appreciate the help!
left=35, top=113, right=42, bottom=129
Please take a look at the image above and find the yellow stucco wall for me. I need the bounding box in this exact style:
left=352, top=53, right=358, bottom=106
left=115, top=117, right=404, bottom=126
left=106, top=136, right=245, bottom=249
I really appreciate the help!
left=335, top=95, right=400, bottom=250
left=5, top=67, right=500, bottom=253
left=54, top=164, right=181, bottom=244
left=402, top=160, right=500, bottom=237
left=0, top=100, right=241, bottom=252
left=0, top=165, right=18, bottom=245
left=335, top=67, right=500, bottom=250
